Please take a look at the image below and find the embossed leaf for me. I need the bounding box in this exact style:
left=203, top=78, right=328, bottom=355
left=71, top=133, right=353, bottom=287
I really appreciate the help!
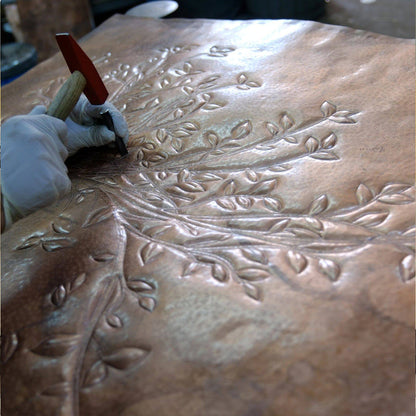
left=174, top=108, right=184, bottom=119
left=142, top=192, right=165, bottom=205
left=380, top=183, right=412, bottom=195
left=139, top=297, right=157, bottom=312
left=238, top=268, right=269, bottom=281
left=183, top=62, right=192, bottom=73
left=1, top=332, right=18, bottom=363
left=52, top=215, right=74, bottom=234
left=156, top=128, right=168, bottom=143
left=236, top=196, right=254, bottom=209
left=193, top=173, right=223, bottom=182
left=159, top=76, right=170, bottom=88
left=127, top=279, right=155, bottom=293
left=203, top=103, right=222, bottom=111
left=356, top=183, right=373, bottom=205
left=237, top=84, right=250, bottom=90
left=148, top=152, right=168, bottom=163
left=83, top=361, right=108, bottom=388
left=51, top=285, right=67, bottom=307
left=247, top=81, right=260, bottom=88
left=41, top=237, right=76, bottom=252
left=308, top=194, right=329, bottom=215
left=201, top=93, right=212, bottom=102
left=353, top=211, right=388, bottom=227
left=250, top=179, right=278, bottom=196
left=91, top=252, right=115, bottom=262
left=263, top=197, right=282, bottom=212
left=322, top=133, right=337, bottom=149
left=256, top=143, right=276, bottom=151
left=182, top=85, right=194, bottom=95
left=177, top=181, right=205, bottom=193
left=231, top=120, right=252, bottom=140
left=305, top=136, right=319, bottom=153
left=241, top=248, right=268, bottom=265
left=266, top=122, right=279, bottom=136
left=71, top=273, right=87, bottom=291
left=205, top=132, right=220, bottom=147
left=183, top=122, right=199, bottom=131
left=304, top=217, right=324, bottom=232
left=82, top=207, right=113, bottom=228
left=309, top=151, right=339, bottom=160
left=171, top=137, right=183, bottom=152
left=183, top=261, right=199, bottom=276
left=287, top=250, right=307, bottom=273
left=41, top=382, right=71, bottom=397
left=238, top=73, right=247, bottom=84
left=318, top=259, right=340, bottom=281
left=209, top=46, right=235, bottom=56
left=320, top=101, right=337, bottom=117
left=329, top=111, right=357, bottom=124
left=403, top=226, right=416, bottom=236
left=268, top=219, right=290, bottom=233
left=200, top=75, right=220, bottom=85
left=245, top=169, right=259, bottom=182
left=243, top=283, right=262, bottom=301
left=212, top=264, right=229, bottom=282
left=140, top=242, right=163, bottom=264
left=31, top=334, right=80, bottom=357
left=216, top=197, right=237, bottom=211
left=279, top=113, right=295, bottom=131
left=399, top=255, right=415, bottom=281
left=284, top=136, right=298, bottom=144
left=107, top=314, right=123, bottom=328
left=223, top=180, right=237, bottom=195
left=377, top=193, right=414, bottom=204
left=16, top=233, right=44, bottom=250
left=76, top=194, right=85, bottom=204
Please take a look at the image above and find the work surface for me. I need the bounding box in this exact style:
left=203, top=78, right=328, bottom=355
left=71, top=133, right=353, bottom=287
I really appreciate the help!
left=1, top=15, right=415, bottom=416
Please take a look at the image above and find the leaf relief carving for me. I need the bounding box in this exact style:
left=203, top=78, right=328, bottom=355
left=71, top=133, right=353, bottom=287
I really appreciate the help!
left=243, top=283, right=262, bottom=301
left=308, top=194, right=329, bottom=215
left=318, top=259, right=340, bottom=282
left=238, top=268, right=270, bottom=281
left=356, top=183, right=373, bottom=205
left=1, top=332, right=18, bottom=363
left=83, top=360, right=108, bottom=388
left=31, top=334, right=80, bottom=357
left=51, top=284, right=67, bottom=307
left=103, top=347, right=151, bottom=370
left=399, top=254, right=415, bottom=282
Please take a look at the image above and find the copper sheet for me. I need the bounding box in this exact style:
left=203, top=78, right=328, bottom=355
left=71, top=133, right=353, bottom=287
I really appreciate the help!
left=1, top=16, right=415, bottom=416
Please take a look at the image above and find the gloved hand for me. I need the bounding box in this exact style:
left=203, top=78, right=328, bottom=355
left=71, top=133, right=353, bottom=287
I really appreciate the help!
left=65, top=94, right=129, bottom=156
left=1, top=96, right=129, bottom=229
left=1, top=106, right=71, bottom=228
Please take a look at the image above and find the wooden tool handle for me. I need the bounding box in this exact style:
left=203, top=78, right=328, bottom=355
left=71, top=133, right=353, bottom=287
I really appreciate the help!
left=46, top=70, right=86, bottom=120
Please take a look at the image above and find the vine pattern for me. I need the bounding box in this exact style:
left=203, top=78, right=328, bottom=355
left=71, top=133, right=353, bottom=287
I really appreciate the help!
left=3, top=43, right=414, bottom=414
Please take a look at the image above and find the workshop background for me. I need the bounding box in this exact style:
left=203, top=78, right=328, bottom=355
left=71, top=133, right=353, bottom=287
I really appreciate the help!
left=1, top=0, right=415, bottom=84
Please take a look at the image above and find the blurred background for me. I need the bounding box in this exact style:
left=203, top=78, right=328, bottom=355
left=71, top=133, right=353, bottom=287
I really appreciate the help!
left=1, top=0, right=415, bottom=84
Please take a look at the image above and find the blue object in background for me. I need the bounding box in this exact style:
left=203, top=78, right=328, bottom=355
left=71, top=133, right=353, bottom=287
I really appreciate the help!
left=1, top=43, right=37, bottom=86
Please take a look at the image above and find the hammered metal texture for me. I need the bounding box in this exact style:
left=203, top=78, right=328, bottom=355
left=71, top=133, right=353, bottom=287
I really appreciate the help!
left=1, top=16, right=414, bottom=416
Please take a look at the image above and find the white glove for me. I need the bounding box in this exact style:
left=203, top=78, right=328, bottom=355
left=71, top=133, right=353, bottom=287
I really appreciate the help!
left=65, top=94, right=129, bottom=156
left=1, top=97, right=128, bottom=229
left=1, top=106, right=71, bottom=228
